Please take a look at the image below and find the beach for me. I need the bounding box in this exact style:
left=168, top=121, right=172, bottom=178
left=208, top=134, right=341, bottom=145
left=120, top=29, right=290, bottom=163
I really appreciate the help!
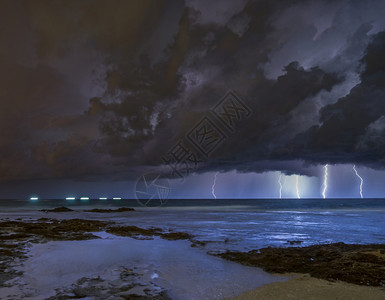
left=231, top=273, right=385, bottom=300
left=0, top=200, right=385, bottom=299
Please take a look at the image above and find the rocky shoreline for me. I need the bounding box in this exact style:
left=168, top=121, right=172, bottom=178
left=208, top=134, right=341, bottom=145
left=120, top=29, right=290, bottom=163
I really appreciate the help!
left=0, top=208, right=203, bottom=299
left=1, top=207, right=385, bottom=299
left=217, top=242, right=385, bottom=287
left=40, top=206, right=136, bottom=213
left=44, top=268, right=172, bottom=300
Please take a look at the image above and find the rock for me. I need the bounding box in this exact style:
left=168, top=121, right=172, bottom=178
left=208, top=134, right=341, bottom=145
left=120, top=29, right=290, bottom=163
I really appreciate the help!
left=73, top=286, right=100, bottom=297
left=106, top=226, right=162, bottom=238
left=120, top=292, right=171, bottom=300
left=85, top=207, right=135, bottom=213
left=41, top=207, right=73, bottom=212
left=0, top=218, right=111, bottom=242
left=190, top=239, right=206, bottom=248
left=287, top=240, right=303, bottom=245
left=160, top=232, right=192, bottom=240
left=216, top=243, right=385, bottom=287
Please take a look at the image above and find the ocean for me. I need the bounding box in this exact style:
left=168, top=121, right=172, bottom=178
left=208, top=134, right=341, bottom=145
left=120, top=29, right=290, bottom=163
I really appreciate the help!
left=1, top=198, right=385, bottom=251
left=1, top=198, right=385, bottom=299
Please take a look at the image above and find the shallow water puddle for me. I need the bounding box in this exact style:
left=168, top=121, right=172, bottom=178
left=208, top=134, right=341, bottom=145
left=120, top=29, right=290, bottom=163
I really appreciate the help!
left=0, top=233, right=284, bottom=299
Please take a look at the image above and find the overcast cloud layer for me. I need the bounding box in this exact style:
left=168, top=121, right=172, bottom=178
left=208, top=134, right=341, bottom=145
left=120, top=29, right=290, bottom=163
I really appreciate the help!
left=1, top=0, right=385, bottom=185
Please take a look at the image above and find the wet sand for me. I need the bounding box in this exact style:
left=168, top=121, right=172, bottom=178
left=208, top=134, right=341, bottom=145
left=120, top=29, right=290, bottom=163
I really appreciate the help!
left=230, top=273, right=385, bottom=300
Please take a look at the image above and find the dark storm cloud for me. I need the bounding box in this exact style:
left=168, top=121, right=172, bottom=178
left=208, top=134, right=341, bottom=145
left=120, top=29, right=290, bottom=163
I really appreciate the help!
left=186, top=62, right=343, bottom=177
left=1, top=0, right=385, bottom=184
left=0, top=0, right=184, bottom=181
left=90, top=0, right=344, bottom=176
left=282, top=31, right=385, bottom=168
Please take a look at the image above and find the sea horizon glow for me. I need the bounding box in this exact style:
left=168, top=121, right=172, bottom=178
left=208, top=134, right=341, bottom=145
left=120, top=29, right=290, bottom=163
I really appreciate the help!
left=6, top=163, right=385, bottom=199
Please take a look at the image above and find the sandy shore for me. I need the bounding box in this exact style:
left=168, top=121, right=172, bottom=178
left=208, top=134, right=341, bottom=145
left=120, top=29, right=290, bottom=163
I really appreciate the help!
left=231, top=273, right=385, bottom=300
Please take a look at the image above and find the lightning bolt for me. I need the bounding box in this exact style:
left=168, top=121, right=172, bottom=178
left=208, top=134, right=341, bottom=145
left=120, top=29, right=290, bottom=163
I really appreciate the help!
left=353, top=165, right=364, bottom=198
left=212, top=171, right=219, bottom=199
left=278, top=174, right=283, bottom=199
left=322, top=164, right=328, bottom=199
left=296, top=175, right=300, bottom=199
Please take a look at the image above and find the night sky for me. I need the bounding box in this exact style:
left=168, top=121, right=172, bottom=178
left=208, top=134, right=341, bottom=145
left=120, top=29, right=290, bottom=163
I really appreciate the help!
left=1, top=0, right=385, bottom=199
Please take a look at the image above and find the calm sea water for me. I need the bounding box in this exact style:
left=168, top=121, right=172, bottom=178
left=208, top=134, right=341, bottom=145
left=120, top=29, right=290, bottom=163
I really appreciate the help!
left=1, top=198, right=385, bottom=251
left=2, top=198, right=385, bottom=209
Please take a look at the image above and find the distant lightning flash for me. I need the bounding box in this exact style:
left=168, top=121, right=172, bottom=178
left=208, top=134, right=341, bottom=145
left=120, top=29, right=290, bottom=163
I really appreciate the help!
left=296, top=175, right=300, bottom=199
left=353, top=165, right=364, bottom=198
left=212, top=172, right=219, bottom=199
left=278, top=174, right=283, bottom=199
left=322, top=164, right=328, bottom=199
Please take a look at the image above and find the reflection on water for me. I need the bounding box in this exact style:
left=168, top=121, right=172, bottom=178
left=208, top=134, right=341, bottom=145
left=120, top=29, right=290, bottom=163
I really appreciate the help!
left=9, top=236, right=283, bottom=300
left=1, top=199, right=385, bottom=298
left=1, top=198, right=385, bottom=252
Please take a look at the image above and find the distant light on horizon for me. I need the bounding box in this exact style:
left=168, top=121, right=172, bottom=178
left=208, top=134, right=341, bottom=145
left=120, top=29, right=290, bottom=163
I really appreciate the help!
left=80, top=197, right=89, bottom=200
left=30, top=197, right=39, bottom=201
left=99, top=197, right=107, bottom=200
left=113, top=197, right=121, bottom=200
left=66, top=197, right=76, bottom=200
